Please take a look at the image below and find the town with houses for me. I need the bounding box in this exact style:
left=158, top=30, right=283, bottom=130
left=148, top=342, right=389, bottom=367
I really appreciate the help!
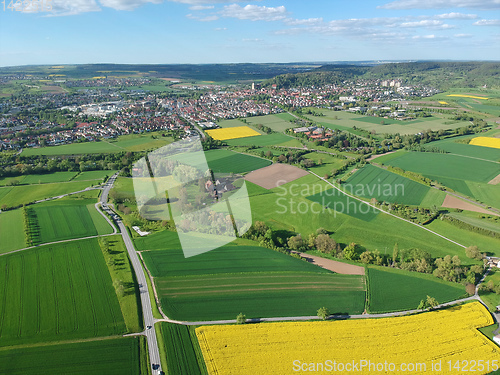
left=0, top=76, right=440, bottom=151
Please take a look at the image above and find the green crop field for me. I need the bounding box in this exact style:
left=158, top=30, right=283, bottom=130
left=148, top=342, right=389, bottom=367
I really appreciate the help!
left=73, top=170, right=116, bottom=181
left=425, top=219, right=500, bottom=256
left=306, top=188, right=380, bottom=221
left=21, top=172, right=79, bottom=184
left=479, top=268, right=500, bottom=312
left=302, top=108, right=467, bottom=135
left=0, top=337, right=145, bottom=375
left=275, top=112, right=297, bottom=122
left=446, top=211, right=500, bottom=234
left=244, top=114, right=295, bottom=132
left=249, top=176, right=471, bottom=260
left=225, top=133, right=300, bottom=147
left=0, top=239, right=126, bottom=347
left=346, top=164, right=430, bottom=205
left=142, top=245, right=332, bottom=277
left=141, top=242, right=365, bottom=320
left=167, top=149, right=271, bottom=174
left=302, top=152, right=347, bottom=177
left=0, top=208, right=25, bottom=254
left=419, top=188, right=447, bottom=207
left=205, top=150, right=271, bottom=173
left=158, top=279, right=365, bottom=320
left=21, top=134, right=172, bottom=156
left=159, top=323, right=203, bottom=375
left=0, top=175, right=27, bottom=186
left=32, top=199, right=112, bottom=243
left=0, top=180, right=96, bottom=208
left=467, top=181, right=500, bottom=210
left=381, top=151, right=500, bottom=184
left=134, top=229, right=181, bottom=251
left=424, top=137, right=500, bottom=162
left=367, top=266, right=465, bottom=313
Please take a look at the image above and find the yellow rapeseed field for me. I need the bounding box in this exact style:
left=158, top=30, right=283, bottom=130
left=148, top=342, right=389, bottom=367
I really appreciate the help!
left=470, top=137, right=500, bottom=150
left=447, top=94, right=489, bottom=100
left=438, top=101, right=448, bottom=105
left=205, top=126, right=261, bottom=141
left=196, top=302, right=500, bottom=375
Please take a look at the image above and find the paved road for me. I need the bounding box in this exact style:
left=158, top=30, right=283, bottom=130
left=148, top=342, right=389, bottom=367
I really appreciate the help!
left=100, top=174, right=163, bottom=375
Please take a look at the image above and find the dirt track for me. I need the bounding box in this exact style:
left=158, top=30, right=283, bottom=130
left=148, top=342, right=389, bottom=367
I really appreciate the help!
left=244, top=163, right=309, bottom=189
left=366, top=151, right=397, bottom=161
left=295, top=252, right=365, bottom=275
left=489, top=174, right=500, bottom=185
left=442, top=194, right=499, bottom=216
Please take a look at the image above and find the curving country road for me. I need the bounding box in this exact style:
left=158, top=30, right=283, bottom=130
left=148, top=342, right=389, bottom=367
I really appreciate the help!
left=100, top=174, right=163, bottom=375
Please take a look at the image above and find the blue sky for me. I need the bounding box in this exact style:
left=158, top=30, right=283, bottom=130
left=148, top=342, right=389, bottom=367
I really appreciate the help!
left=0, top=0, right=499, bottom=66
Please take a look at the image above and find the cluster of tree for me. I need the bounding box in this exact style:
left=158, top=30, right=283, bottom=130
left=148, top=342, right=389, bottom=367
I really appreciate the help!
left=417, top=295, right=439, bottom=311
left=295, top=108, right=325, bottom=117
left=22, top=205, right=39, bottom=246
left=254, top=123, right=273, bottom=134
left=372, top=201, right=439, bottom=225
left=432, top=255, right=482, bottom=284
left=202, top=135, right=226, bottom=150
left=441, top=215, right=500, bottom=239
left=479, top=280, right=500, bottom=296
left=317, top=307, right=330, bottom=320
left=0, top=151, right=140, bottom=178
left=256, top=148, right=309, bottom=166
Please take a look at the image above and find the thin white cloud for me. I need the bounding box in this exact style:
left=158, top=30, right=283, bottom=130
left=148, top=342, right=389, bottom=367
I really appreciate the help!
left=454, top=33, right=473, bottom=37
left=187, top=12, right=219, bottom=21
left=47, top=0, right=101, bottom=16
left=435, top=12, right=478, bottom=19
left=473, top=19, right=500, bottom=25
left=168, top=0, right=256, bottom=3
left=379, top=0, right=500, bottom=10
left=412, top=34, right=449, bottom=40
left=189, top=5, right=214, bottom=10
left=284, top=17, right=323, bottom=26
left=220, top=4, right=288, bottom=21
left=98, top=0, right=161, bottom=10
left=400, top=19, right=454, bottom=28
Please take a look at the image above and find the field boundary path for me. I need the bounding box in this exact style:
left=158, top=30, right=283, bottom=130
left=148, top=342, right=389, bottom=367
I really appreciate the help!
left=154, top=296, right=481, bottom=326
left=100, top=174, right=163, bottom=375
left=307, top=170, right=466, bottom=249
left=0, top=233, right=117, bottom=257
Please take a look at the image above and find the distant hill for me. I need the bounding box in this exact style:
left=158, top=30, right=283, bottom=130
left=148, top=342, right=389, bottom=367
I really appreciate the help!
left=1, top=61, right=498, bottom=89
left=264, top=61, right=500, bottom=89
left=0, top=63, right=319, bottom=83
